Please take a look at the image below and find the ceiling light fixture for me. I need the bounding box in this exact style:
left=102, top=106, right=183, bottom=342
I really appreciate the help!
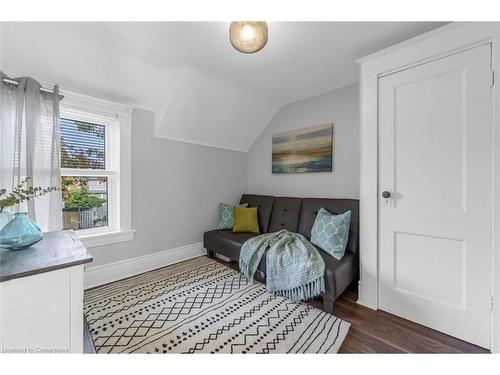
left=229, top=21, right=268, bottom=54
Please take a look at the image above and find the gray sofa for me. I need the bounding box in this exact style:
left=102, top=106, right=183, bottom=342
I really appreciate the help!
left=203, top=194, right=359, bottom=313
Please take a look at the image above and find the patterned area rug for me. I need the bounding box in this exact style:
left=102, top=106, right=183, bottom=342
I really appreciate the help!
left=84, top=256, right=350, bottom=353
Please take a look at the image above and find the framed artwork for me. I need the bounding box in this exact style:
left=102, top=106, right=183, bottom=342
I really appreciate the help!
left=272, top=123, right=333, bottom=173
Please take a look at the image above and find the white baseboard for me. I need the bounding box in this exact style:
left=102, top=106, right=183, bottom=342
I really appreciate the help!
left=356, top=281, right=378, bottom=310
left=84, top=242, right=207, bottom=289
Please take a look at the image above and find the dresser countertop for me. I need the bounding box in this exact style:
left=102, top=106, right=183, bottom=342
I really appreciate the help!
left=0, top=230, right=92, bottom=283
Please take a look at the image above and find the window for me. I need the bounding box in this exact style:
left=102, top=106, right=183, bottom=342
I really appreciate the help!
left=61, top=176, right=109, bottom=230
left=60, top=107, right=119, bottom=236
left=57, top=91, right=133, bottom=248
left=61, top=118, right=106, bottom=169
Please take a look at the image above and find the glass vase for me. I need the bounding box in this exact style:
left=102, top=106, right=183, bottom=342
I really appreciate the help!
left=0, top=210, right=14, bottom=231
left=0, top=212, right=43, bottom=250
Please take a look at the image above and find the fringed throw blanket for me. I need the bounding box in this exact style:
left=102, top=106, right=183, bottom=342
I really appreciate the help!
left=239, top=229, right=325, bottom=301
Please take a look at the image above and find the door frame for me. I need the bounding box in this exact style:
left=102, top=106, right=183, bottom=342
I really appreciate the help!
left=357, top=22, right=500, bottom=352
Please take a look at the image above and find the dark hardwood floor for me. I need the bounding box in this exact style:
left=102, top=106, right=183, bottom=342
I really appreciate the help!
left=217, top=258, right=489, bottom=354
left=320, top=289, right=487, bottom=353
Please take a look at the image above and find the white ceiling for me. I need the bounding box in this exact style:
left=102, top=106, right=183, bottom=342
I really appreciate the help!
left=0, top=22, right=446, bottom=151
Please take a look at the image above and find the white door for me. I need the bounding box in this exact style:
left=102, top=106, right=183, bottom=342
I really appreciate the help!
left=378, top=44, right=493, bottom=349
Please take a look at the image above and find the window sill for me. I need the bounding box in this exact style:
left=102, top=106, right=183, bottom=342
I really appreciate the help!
left=77, top=229, right=135, bottom=248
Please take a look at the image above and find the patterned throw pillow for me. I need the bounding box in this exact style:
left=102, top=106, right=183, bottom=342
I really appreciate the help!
left=310, top=208, right=351, bottom=260
left=218, top=203, right=248, bottom=229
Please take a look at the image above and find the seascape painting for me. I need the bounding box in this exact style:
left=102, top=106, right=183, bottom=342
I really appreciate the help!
left=272, top=123, right=333, bottom=173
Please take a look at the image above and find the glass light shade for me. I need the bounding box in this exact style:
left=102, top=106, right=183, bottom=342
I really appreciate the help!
left=229, top=21, right=268, bottom=54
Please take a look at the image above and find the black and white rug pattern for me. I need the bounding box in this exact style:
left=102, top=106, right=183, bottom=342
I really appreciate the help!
left=84, top=256, right=350, bottom=354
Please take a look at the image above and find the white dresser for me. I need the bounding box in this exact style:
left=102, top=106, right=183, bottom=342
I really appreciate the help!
left=0, top=231, right=92, bottom=353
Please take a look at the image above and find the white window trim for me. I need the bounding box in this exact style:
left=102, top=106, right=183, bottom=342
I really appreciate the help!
left=60, top=108, right=118, bottom=234
left=59, top=89, right=134, bottom=248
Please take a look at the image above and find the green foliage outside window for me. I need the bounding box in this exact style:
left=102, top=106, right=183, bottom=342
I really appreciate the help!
left=63, top=184, right=104, bottom=210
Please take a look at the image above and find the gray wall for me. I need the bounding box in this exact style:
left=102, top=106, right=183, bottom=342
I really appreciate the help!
left=89, top=108, right=248, bottom=267
left=248, top=83, right=359, bottom=199
left=90, top=83, right=359, bottom=267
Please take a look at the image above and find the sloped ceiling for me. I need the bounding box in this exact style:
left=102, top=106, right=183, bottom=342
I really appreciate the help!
left=155, top=65, right=279, bottom=151
left=0, top=21, right=446, bottom=151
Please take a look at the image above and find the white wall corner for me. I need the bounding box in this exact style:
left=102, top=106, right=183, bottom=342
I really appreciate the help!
left=0, top=23, right=3, bottom=66
left=84, top=242, right=207, bottom=289
left=154, top=67, right=183, bottom=132
left=492, top=31, right=500, bottom=354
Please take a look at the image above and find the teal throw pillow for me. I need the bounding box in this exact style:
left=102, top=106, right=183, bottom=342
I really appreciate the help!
left=218, top=203, right=248, bottom=229
left=310, top=208, right=351, bottom=260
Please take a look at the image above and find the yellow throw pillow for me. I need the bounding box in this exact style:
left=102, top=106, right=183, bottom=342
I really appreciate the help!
left=233, top=207, right=260, bottom=234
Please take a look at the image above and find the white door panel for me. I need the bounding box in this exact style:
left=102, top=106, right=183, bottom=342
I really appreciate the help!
left=379, top=44, right=492, bottom=348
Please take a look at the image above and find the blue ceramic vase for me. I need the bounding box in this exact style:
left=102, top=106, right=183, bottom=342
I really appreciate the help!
left=0, top=212, right=43, bottom=250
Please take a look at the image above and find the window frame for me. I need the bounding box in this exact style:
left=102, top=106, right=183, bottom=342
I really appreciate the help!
left=58, top=90, right=134, bottom=248
left=60, top=109, right=117, bottom=235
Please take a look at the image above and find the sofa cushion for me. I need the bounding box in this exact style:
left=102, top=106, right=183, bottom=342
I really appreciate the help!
left=233, top=207, right=260, bottom=234
left=267, top=197, right=302, bottom=233
left=204, top=229, right=258, bottom=260
left=298, top=198, right=359, bottom=256
left=319, top=248, right=355, bottom=298
left=239, top=194, right=274, bottom=233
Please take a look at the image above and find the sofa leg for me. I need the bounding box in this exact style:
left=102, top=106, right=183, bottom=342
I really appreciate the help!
left=257, top=270, right=266, bottom=282
left=208, top=250, right=215, bottom=259
left=323, top=296, right=335, bottom=314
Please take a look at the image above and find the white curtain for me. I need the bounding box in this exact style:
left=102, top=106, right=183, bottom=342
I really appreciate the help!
left=0, top=72, right=63, bottom=232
